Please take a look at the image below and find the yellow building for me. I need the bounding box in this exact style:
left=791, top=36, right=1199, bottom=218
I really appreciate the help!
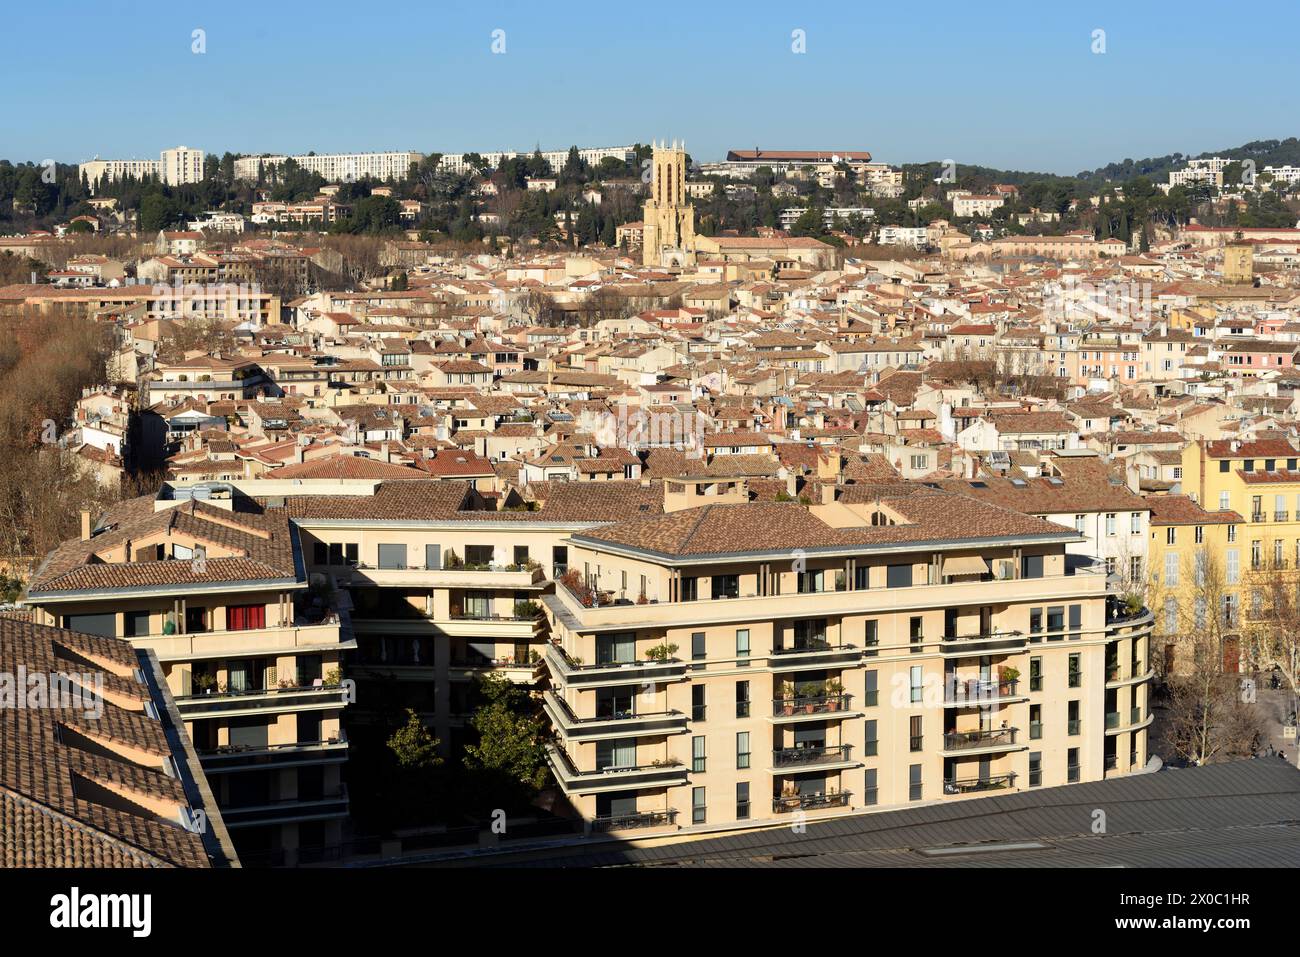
left=1223, top=243, right=1254, bottom=284
left=1145, top=494, right=1243, bottom=673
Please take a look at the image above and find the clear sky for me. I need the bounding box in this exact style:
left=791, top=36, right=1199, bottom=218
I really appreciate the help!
left=4, top=0, right=1297, bottom=175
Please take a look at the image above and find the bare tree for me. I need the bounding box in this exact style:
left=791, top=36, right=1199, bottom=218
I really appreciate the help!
left=1241, top=560, right=1300, bottom=704
left=1158, top=546, right=1266, bottom=764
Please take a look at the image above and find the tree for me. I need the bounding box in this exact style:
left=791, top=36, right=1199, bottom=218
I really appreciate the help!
left=1157, top=547, right=1266, bottom=764
left=462, top=673, right=550, bottom=808
left=1241, top=562, right=1300, bottom=708
left=386, top=708, right=443, bottom=770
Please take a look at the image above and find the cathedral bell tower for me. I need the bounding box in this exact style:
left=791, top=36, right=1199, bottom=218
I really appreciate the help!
left=642, top=139, right=696, bottom=268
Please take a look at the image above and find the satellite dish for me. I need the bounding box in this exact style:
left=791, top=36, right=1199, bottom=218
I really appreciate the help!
left=831, top=154, right=840, bottom=164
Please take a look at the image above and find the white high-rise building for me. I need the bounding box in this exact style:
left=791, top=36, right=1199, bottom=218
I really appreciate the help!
left=233, top=151, right=423, bottom=183
left=161, top=146, right=206, bottom=185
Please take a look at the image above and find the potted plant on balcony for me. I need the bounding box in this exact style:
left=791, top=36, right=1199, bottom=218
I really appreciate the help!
left=780, top=681, right=796, bottom=715
left=442, top=549, right=463, bottom=570
left=823, top=679, right=844, bottom=709
left=193, top=672, right=216, bottom=694
left=323, top=667, right=343, bottom=688
left=645, top=642, right=678, bottom=662
left=999, top=665, right=1020, bottom=684
left=798, top=682, right=820, bottom=713
left=513, top=600, right=542, bottom=620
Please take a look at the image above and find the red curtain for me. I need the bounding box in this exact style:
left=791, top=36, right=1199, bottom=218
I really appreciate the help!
left=226, top=604, right=266, bottom=631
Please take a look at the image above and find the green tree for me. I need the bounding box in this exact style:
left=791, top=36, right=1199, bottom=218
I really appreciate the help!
left=386, top=708, right=443, bottom=770
left=463, top=673, right=550, bottom=799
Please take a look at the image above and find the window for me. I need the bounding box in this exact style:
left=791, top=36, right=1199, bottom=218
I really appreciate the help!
left=1165, top=551, right=1179, bottom=586
left=864, top=768, right=878, bottom=805
left=313, top=542, right=327, bottom=565
left=1074, top=514, right=1086, bottom=533
left=1029, top=656, right=1042, bottom=692
left=226, top=604, right=266, bottom=632
left=377, top=543, right=407, bottom=569
left=1068, top=653, right=1081, bottom=688
left=854, top=564, right=870, bottom=589
left=910, top=665, right=923, bottom=703
left=735, top=681, right=750, bottom=718
left=887, top=564, right=912, bottom=588
left=1129, top=557, right=1142, bottom=584
left=735, top=782, right=750, bottom=820
left=1029, top=752, right=1042, bottom=788
left=680, top=577, right=698, bottom=601
left=1219, top=460, right=1230, bottom=474
left=864, top=670, right=878, bottom=707
left=1105, top=513, right=1117, bottom=536
left=513, top=545, right=529, bottom=567
left=909, top=616, right=923, bottom=651
left=1046, top=606, right=1064, bottom=638
left=1067, top=748, right=1080, bottom=783
left=1130, top=512, right=1141, bottom=535
left=692, top=736, right=706, bottom=773
left=692, top=685, right=707, bottom=722
left=1029, top=608, right=1043, bottom=640
left=711, top=574, right=739, bottom=599
left=735, top=629, right=750, bottom=659
left=1220, top=491, right=1231, bottom=511
left=864, top=620, right=879, bottom=657
left=691, top=632, right=706, bottom=663
left=1068, top=700, right=1080, bottom=735
left=736, top=732, right=750, bottom=769
left=864, top=719, right=878, bottom=756
left=909, top=764, right=922, bottom=801
left=1166, top=527, right=1176, bottom=545
left=1164, top=596, right=1178, bottom=633
left=909, top=715, right=923, bottom=752
left=1021, top=554, right=1044, bottom=579
left=1228, top=525, right=1236, bottom=543
left=1030, top=703, right=1042, bottom=738
left=692, top=787, right=706, bottom=824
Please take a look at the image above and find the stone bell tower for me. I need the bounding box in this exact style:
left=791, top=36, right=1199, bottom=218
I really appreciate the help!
left=642, top=140, right=696, bottom=268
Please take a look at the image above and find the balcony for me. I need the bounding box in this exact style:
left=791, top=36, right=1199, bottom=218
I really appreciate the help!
left=220, top=786, right=350, bottom=828
left=546, top=744, right=689, bottom=795
left=943, top=678, right=1023, bottom=708
left=772, top=790, right=851, bottom=814
left=1277, top=512, right=1291, bottom=523
left=543, top=566, right=1107, bottom=634
left=769, top=642, right=860, bottom=669
left=543, top=641, right=687, bottom=688
left=1252, top=512, right=1265, bottom=523
left=349, top=562, right=545, bottom=591
left=176, top=684, right=350, bottom=719
left=943, top=773, right=1016, bottom=794
left=590, top=809, right=678, bottom=833
left=543, top=690, right=688, bottom=741
left=131, top=617, right=349, bottom=663
left=941, top=727, right=1021, bottom=754
left=772, top=744, right=856, bottom=770
left=197, top=736, right=349, bottom=773
left=771, top=694, right=855, bottom=720
left=940, top=631, right=1027, bottom=657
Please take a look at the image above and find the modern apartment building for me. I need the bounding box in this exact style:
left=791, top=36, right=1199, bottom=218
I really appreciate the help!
left=435, top=146, right=637, bottom=177
left=161, top=146, right=206, bottom=185
left=22, top=482, right=353, bottom=866
left=538, top=481, right=1153, bottom=833
left=233, top=151, right=424, bottom=183
left=271, top=477, right=664, bottom=752
left=79, top=145, right=206, bottom=190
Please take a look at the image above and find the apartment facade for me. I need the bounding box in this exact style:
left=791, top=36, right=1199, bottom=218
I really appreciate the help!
left=539, top=486, right=1153, bottom=833
left=22, top=482, right=353, bottom=866
left=234, top=151, right=424, bottom=183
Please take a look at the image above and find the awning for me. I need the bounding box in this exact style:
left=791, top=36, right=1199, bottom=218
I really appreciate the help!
left=943, top=555, right=989, bottom=577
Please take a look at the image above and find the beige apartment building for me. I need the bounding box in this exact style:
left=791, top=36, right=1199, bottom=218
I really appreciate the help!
left=539, top=481, right=1153, bottom=833
left=23, top=482, right=353, bottom=866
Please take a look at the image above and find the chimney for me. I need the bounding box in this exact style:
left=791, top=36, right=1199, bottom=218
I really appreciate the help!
left=79, top=509, right=93, bottom=542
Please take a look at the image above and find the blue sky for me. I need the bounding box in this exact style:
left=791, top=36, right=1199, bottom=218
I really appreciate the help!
left=4, top=0, right=1297, bottom=174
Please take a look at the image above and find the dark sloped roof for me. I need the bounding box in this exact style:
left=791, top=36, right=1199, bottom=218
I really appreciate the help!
left=479, top=760, right=1300, bottom=869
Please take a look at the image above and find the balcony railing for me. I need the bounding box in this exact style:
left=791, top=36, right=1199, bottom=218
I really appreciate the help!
left=772, top=693, right=853, bottom=717
left=176, top=684, right=350, bottom=717
left=770, top=642, right=860, bottom=668
left=1105, top=711, right=1121, bottom=729
left=943, top=727, right=1019, bottom=751
left=772, top=744, right=853, bottom=768
left=943, top=773, right=1016, bottom=794
left=543, top=690, right=689, bottom=739
left=590, top=809, right=678, bottom=832
left=1252, top=512, right=1265, bottom=523
left=940, top=631, right=1027, bottom=655
left=1277, top=512, right=1290, bottom=522
left=543, top=641, right=687, bottom=687
left=772, top=790, right=851, bottom=814
left=944, top=678, right=1020, bottom=706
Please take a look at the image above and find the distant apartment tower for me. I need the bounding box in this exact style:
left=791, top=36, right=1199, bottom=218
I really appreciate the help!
left=436, top=146, right=637, bottom=177
left=162, top=145, right=206, bottom=185
left=234, top=151, right=424, bottom=183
